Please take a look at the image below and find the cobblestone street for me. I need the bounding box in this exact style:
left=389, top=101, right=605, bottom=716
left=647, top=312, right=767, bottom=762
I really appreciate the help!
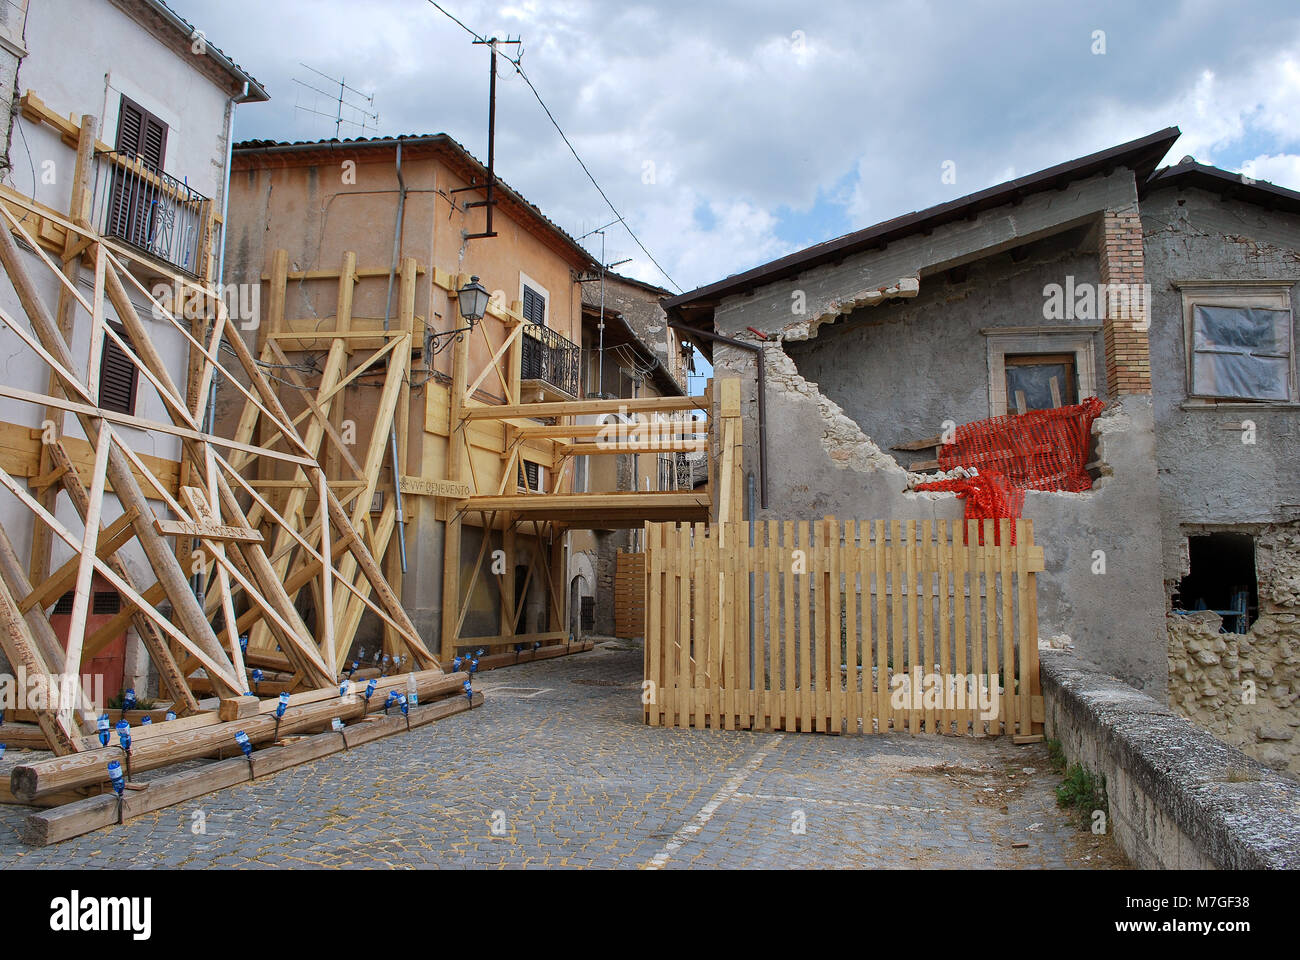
left=1, top=641, right=1125, bottom=869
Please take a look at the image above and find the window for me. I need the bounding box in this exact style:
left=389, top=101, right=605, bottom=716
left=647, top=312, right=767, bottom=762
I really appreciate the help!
left=984, top=326, right=1099, bottom=416
left=520, top=272, right=548, bottom=327
left=1190, top=305, right=1291, bottom=401
left=108, top=96, right=169, bottom=248
left=1177, top=281, right=1295, bottom=403
left=1004, top=353, right=1078, bottom=413
left=518, top=459, right=541, bottom=492
left=98, top=320, right=139, bottom=414
left=1174, top=532, right=1258, bottom=633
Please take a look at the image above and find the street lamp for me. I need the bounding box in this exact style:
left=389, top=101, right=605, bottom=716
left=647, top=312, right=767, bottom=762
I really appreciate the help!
left=428, top=276, right=489, bottom=356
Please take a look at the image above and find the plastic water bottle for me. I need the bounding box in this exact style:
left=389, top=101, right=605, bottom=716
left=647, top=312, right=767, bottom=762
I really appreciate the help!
left=234, top=730, right=252, bottom=758
left=330, top=718, right=345, bottom=733
left=97, top=714, right=111, bottom=747
left=107, top=759, right=125, bottom=796
left=122, top=689, right=136, bottom=711
left=463, top=678, right=473, bottom=702
left=165, top=711, right=177, bottom=722
left=115, top=720, right=131, bottom=752
left=399, top=694, right=409, bottom=717
left=364, top=678, right=377, bottom=703
left=276, top=692, right=290, bottom=719
left=141, top=716, right=152, bottom=725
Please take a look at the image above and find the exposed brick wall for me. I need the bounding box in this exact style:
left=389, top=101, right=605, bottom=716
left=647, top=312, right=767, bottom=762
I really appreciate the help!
left=1099, top=204, right=1152, bottom=396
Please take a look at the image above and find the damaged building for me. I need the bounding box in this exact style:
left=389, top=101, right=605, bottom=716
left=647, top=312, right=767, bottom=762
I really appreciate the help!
left=664, top=127, right=1300, bottom=776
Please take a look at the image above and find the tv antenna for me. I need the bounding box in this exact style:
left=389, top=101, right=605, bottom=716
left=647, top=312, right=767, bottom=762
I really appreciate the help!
left=292, top=62, right=380, bottom=138
left=449, top=36, right=522, bottom=241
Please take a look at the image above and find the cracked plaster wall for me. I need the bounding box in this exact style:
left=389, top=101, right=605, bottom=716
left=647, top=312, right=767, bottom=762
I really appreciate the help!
left=706, top=171, right=1168, bottom=693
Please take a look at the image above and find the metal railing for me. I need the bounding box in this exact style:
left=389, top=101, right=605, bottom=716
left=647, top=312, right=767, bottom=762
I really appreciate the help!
left=91, top=151, right=214, bottom=277
left=521, top=321, right=581, bottom=398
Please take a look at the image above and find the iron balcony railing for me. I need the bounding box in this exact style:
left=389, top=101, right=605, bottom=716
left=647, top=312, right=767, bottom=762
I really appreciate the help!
left=521, top=321, right=581, bottom=398
left=91, top=151, right=214, bottom=278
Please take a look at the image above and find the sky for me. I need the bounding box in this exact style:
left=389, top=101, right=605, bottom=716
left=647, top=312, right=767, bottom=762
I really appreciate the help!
left=170, top=0, right=1300, bottom=297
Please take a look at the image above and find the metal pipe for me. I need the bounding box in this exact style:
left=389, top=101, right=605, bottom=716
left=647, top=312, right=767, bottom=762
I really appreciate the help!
left=666, top=322, right=768, bottom=510
left=382, top=141, right=409, bottom=573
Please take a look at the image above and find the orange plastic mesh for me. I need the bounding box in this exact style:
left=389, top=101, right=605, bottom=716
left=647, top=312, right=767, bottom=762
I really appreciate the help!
left=915, top=397, right=1104, bottom=544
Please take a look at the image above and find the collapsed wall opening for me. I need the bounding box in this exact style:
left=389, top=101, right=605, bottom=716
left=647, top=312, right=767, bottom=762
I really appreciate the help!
left=1174, top=532, right=1259, bottom=632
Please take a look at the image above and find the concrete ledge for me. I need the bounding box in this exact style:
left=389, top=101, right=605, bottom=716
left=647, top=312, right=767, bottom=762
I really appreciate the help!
left=1041, top=649, right=1300, bottom=869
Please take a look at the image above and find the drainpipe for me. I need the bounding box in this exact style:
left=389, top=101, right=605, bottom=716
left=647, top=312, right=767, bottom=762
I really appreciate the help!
left=382, top=141, right=409, bottom=573
left=666, top=322, right=768, bottom=510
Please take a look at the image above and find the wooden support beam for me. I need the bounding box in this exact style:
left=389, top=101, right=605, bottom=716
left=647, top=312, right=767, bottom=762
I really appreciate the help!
left=0, top=221, right=243, bottom=700
left=460, top=393, right=707, bottom=422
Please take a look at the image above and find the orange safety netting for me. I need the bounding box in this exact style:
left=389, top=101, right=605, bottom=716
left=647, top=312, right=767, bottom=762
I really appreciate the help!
left=915, top=397, right=1104, bottom=544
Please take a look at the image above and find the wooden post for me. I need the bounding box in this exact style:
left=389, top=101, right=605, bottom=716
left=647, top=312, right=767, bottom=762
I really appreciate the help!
left=29, top=114, right=97, bottom=587
left=440, top=327, right=469, bottom=661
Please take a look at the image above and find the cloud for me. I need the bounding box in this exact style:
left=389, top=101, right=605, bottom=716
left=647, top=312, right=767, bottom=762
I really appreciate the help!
left=167, top=0, right=1300, bottom=293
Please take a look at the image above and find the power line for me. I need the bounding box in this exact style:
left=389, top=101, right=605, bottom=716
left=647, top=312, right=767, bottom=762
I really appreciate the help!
left=421, top=0, right=682, bottom=293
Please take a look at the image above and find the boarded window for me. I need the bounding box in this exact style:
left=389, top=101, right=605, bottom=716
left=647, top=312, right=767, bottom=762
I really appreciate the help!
left=1004, top=353, right=1077, bottom=412
left=98, top=320, right=139, bottom=414
left=1191, top=305, right=1291, bottom=401
left=522, top=285, right=546, bottom=326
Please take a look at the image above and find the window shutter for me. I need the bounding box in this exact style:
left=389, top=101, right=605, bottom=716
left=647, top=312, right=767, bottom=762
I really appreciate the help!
left=116, top=100, right=144, bottom=155
left=523, top=285, right=546, bottom=325
left=98, top=321, right=139, bottom=414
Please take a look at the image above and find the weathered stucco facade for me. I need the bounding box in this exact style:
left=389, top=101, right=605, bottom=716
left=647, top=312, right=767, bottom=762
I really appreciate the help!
left=667, top=130, right=1300, bottom=777
left=1141, top=179, right=1300, bottom=775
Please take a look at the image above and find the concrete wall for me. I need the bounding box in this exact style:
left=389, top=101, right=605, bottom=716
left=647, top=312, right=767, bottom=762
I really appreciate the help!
left=1142, top=187, right=1300, bottom=774
left=707, top=170, right=1169, bottom=693
left=1042, top=648, right=1300, bottom=869
left=785, top=231, right=1104, bottom=456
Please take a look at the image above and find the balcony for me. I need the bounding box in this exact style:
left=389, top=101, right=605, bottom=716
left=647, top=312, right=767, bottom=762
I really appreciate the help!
left=90, top=151, right=215, bottom=278
left=520, top=321, right=580, bottom=402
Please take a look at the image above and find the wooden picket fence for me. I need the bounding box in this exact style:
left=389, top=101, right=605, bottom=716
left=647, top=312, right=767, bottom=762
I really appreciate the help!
left=613, top=549, right=646, bottom=638
left=643, top=518, right=1044, bottom=737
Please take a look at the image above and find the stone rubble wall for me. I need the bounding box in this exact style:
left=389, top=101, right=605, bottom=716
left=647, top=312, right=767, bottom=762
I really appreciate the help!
left=1167, top=522, right=1300, bottom=777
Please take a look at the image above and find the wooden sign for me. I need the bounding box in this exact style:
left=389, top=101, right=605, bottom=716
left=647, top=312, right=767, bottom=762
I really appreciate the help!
left=154, top=518, right=265, bottom=544
left=399, top=476, right=471, bottom=498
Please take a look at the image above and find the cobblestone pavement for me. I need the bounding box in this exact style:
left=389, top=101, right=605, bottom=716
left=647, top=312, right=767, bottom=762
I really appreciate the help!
left=0, top=640, right=1125, bottom=868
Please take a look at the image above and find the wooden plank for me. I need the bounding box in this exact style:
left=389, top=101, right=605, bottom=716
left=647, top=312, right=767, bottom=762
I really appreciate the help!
left=982, top=519, right=999, bottom=737
left=890, top=520, right=904, bottom=734
left=827, top=516, right=841, bottom=734
left=738, top=521, right=751, bottom=730
left=874, top=519, right=888, bottom=733
left=797, top=520, right=811, bottom=734
left=844, top=519, right=859, bottom=735
left=460, top=393, right=708, bottom=421
left=953, top=518, right=969, bottom=734
left=1000, top=518, right=1017, bottom=737
left=154, top=518, right=264, bottom=543
left=920, top=519, right=935, bottom=734
left=783, top=520, right=795, bottom=734
left=937, top=519, right=951, bottom=735
left=968, top=519, right=985, bottom=738
left=23, top=693, right=483, bottom=846
left=678, top=524, right=692, bottom=730
left=646, top=524, right=662, bottom=727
